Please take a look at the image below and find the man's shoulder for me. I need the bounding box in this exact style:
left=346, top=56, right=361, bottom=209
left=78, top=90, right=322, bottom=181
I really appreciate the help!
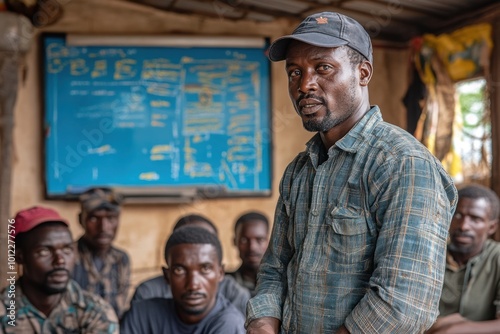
left=137, top=275, right=165, bottom=287
left=220, top=274, right=251, bottom=297
left=131, top=275, right=171, bottom=302
left=68, top=280, right=117, bottom=318
left=484, top=239, right=500, bottom=261
left=121, top=298, right=173, bottom=326
left=222, top=272, right=240, bottom=284
left=282, top=149, right=311, bottom=178
left=207, top=295, right=245, bottom=332
left=109, top=245, right=130, bottom=261
left=215, top=294, right=245, bottom=316
left=224, top=271, right=243, bottom=287
left=373, top=120, right=428, bottom=153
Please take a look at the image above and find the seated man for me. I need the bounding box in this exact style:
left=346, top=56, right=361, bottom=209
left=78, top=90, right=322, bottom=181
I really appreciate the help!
left=72, top=187, right=130, bottom=318
left=427, top=184, right=500, bottom=333
left=121, top=226, right=245, bottom=333
left=227, top=211, right=270, bottom=296
left=131, top=214, right=250, bottom=315
left=0, top=206, right=118, bottom=333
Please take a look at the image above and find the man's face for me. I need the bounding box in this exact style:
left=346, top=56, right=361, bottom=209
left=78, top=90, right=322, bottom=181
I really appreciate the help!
left=235, top=221, right=269, bottom=271
left=448, top=197, right=498, bottom=258
left=164, top=243, right=224, bottom=324
left=19, top=224, right=75, bottom=295
left=285, top=41, right=368, bottom=133
left=82, top=208, right=119, bottom=251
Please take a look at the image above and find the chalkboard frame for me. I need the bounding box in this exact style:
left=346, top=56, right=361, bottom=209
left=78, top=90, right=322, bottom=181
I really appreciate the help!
left=41, top=33, right=273, bottom=202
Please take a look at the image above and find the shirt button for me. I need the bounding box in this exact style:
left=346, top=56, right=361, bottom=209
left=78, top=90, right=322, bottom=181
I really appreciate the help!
left=311, top=210, right=318, bottom=216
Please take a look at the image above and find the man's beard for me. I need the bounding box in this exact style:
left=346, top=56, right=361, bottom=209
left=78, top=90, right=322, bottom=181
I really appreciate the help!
left=447, top=231, right=477, bottom=255
left=302, top=107, right=353, bottom=132
left=298, top=91, right=357, bottom=133
left=181, top=306, right=207, bottom=315
left=41, top=284, right=67, bottom=295
left=448, top=241, right=474, bottom=255
left=40, top=269, right=70, bottom=295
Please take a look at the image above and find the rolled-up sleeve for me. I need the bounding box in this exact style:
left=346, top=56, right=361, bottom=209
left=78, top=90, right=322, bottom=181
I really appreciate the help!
left=345, top=156, right=457, bottom=333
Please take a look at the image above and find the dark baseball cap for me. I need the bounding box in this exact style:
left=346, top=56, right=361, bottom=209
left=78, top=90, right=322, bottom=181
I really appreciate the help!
left=79, top=187, right=122, bottom=215
left=268, top=12, right=373, bottom=63
left=13, top=206, right=69, bottom=237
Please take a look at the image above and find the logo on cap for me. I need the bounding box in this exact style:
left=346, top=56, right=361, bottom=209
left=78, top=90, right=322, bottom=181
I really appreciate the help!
left=316, top=16, right=328, bottom=24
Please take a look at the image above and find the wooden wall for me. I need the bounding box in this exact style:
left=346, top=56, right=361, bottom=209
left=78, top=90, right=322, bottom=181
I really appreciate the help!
left=6, top=0, right=410, bottom=294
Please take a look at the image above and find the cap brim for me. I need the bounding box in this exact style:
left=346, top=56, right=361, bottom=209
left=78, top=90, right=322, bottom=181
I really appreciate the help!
left=16, top=216, right=69, bottom=236
left=83, top=202, right=120, bottom=214
left=268, top=33, right=348, bottom=61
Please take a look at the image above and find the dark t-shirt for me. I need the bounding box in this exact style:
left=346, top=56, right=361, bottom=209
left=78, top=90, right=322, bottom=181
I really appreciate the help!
left=120, top=294, right=245, bottom=334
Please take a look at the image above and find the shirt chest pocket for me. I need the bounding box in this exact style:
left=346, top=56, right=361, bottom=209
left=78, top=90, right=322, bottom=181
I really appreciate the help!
left=326, top=207, right=376, bottom=266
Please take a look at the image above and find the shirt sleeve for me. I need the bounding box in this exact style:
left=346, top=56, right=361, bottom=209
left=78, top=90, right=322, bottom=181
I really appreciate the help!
left=246, top=169, right=295, bottom=327
left=345, top=156, right=457, bottom=333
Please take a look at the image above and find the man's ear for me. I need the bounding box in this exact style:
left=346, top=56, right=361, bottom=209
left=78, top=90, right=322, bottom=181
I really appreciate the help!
left=15, top=249, right=24, bottom=265
left=162, top=266, right=170, bottom=285
left=78, top=212, right=84, bottom=227
left=488, top=219, right=498, bottom=237
left=359, top=60, right=373, bottom=87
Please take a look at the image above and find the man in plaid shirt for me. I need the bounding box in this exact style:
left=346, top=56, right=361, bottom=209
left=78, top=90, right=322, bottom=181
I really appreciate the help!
left=246, top=11, right=457, bottom=334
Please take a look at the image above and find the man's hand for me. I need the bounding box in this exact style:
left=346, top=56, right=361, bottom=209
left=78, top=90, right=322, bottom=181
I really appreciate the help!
left=426, top=313, right=500, bottom=334
left=246, top=317, right=280, bottom=334
left=426, top=313, right=466, bottom=334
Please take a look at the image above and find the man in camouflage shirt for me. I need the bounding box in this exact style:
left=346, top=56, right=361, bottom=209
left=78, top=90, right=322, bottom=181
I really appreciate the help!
left=73, top=188, right=130, bottom=318
left=0, top=206, right=118, bottom=333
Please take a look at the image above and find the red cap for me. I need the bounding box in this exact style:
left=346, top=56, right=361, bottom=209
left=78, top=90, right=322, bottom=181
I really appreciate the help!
left=13, top=206, right=69, bottom=237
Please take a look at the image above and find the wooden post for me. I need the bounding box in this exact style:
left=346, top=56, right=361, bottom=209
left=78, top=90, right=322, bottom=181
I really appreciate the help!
left=0, top=12, right=32, bottom=284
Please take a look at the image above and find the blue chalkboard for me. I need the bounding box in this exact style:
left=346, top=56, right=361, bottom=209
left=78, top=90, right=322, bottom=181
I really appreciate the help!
left=42, top=34, right=272, bottom=199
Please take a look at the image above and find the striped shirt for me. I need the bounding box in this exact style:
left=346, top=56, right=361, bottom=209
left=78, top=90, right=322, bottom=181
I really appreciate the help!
left=246, top=106, right=458, bottom=333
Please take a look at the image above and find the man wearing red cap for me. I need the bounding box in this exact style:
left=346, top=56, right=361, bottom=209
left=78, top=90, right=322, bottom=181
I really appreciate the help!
left=0, top=206, right=118, bottom=333
left=73, top=187, right=130, bottom=319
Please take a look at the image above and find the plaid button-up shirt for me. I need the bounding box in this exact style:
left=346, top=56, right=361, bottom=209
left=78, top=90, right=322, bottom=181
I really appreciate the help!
left=246, top=106, right=458, bottom=333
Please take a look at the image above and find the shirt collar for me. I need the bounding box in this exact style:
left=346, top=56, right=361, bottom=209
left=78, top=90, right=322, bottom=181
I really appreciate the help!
left=336, top=106, right=382, bottom=153
left=10, top=279, right=87, bottom=315
left=305, top=106, right=382, bottom=157
left=446, top=240, right=491, bottom=271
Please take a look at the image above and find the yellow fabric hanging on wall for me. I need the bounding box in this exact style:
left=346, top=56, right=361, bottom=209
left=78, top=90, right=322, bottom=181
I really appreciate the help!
left=422, top=23, right=492, bottom=82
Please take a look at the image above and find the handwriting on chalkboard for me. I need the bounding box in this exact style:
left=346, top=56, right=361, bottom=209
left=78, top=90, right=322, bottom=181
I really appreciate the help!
left=43, top=35, right=271, bottom=197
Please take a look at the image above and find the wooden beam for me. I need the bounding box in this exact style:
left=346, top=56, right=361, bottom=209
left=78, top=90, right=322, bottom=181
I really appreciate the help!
left=435, top=2, right=500, bottom=35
